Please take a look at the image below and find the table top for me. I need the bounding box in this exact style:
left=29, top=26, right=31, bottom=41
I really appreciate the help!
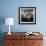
left=4, top=32, right=43, bottom=40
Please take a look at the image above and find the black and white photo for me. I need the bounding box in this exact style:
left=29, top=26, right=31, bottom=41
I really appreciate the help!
left=19, top=7, right=36, bottom=24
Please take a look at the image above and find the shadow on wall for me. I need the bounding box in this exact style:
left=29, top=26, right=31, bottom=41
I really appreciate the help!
left=0, top=16, right=5, bottom=46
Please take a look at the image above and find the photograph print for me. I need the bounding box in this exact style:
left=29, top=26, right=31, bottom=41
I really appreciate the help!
left=19, top=7, right=36, bottom=24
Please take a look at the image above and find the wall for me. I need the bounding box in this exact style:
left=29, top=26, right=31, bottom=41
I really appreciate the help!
left=0, top=0, right=46, bottom=46
left=0, top=0, right=46, bottom=32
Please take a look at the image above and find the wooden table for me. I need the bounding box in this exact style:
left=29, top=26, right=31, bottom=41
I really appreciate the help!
left=4, top=32, right=43, bottom=46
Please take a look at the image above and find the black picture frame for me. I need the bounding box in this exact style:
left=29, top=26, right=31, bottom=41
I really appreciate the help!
left=19, top=7, right=36, bottom=24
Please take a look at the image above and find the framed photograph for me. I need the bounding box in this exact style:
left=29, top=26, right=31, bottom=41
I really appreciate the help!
left=19, top=7, right=36, bottom=24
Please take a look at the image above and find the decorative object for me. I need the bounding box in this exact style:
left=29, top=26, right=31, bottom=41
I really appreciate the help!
left=25, top=32, right=38, bottom=35
left=5, top=18, right=14, bottom=35
left=19, top=7, right=36, bottom=24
